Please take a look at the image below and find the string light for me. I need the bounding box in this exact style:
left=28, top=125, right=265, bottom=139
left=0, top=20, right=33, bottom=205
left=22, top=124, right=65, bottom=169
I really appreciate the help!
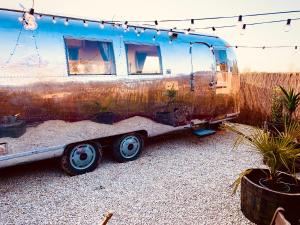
left=64, top=18, right=69, bottom=26
left=99, top=21, right=105, bottom=29
left=152, top=35, right=156, bottom=41
left=122, top=21, right=128, bottom=29
left=134, top=27, right=138, bottom=33
left=23, top=8, right=38, bottom=30
left=238, top=15, right=243, bottom=23
left=185, top=28, right=191, bottom=35
left=11, top=9, right=300, bottom=43
left=285, top=18, right=291, bottom=32
left=240, top=24, right=247, bottom=35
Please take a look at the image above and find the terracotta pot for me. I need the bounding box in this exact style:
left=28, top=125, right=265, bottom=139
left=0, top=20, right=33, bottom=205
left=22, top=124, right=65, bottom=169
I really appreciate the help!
left=241, top=168, right=300, bottom=225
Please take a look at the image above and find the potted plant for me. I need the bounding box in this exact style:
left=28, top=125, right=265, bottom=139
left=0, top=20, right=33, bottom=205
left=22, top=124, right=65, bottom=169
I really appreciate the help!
left=155, top=85, right=180, bottom=126
left=0, top=114, right=26, bottom=138
left=93, top=101, right=115, bottom=125
left=225, top=119, right=300, bottom=225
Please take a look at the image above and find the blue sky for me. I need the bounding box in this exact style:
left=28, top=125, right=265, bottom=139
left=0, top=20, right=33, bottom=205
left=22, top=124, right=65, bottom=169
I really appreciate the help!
left=0, top=0, right=300, bottom=72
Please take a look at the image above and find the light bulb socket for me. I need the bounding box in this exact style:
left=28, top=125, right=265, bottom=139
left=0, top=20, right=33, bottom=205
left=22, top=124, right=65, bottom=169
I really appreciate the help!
left=155, top=20, right=158, bottom=25
left=238, top=15, right=242, bottom=22
left=29, top=8, right=34, bottom=15
left=212, top=27, right=216, bottom=31
left=191, top=19, right=194, bottom=24
left=242, top=24, right=246, bottom=29
left=286, top=19, right=291, bottom=25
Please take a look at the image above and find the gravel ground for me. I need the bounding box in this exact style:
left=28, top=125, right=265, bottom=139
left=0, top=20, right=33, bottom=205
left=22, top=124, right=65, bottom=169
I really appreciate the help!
left=0, top=127, right=262, bottom=225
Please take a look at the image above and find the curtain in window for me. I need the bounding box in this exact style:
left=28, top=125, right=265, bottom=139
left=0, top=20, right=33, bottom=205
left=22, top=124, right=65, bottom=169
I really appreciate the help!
left=136, top=52, right=147, bottom=72
left=68, top=47, right=79, bottom=60
left=98, top=42, right=111, bottom=62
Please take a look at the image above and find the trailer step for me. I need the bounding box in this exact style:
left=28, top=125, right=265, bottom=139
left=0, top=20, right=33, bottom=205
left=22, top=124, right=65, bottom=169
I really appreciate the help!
left=192, top=129, right=216, bottom=137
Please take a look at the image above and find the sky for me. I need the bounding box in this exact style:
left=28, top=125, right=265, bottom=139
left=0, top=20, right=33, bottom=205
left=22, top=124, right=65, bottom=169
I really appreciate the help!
left=0, top=0, right=300, bottom=72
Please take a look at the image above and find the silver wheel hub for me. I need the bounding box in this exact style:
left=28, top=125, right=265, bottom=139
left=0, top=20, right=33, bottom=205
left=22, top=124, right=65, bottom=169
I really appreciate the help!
left=120, top=136, right=140, bottom=159
left=70, top=144, right=96, bottom=170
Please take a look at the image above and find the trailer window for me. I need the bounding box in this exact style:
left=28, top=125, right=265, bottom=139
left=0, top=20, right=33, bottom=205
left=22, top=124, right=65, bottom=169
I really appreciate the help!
left=125, top=44, right=162, bottom=75
left=65, top=38, right=116, bottom=75
left=215, top=50, right=228, bottom=72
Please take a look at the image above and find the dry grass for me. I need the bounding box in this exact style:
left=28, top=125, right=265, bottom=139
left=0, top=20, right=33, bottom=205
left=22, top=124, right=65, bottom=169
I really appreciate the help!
left=238, top=72, right=300, bottom=126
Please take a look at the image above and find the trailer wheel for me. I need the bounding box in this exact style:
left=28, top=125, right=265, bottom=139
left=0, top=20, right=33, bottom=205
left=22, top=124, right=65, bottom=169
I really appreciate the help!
left=112, top=133, right=144, bottom=162
left=61, top=142, right=102, bottom=176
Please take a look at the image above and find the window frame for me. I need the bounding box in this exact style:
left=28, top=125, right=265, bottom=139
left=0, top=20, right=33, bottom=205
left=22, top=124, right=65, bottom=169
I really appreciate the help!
left=63, top=36, right=117, bottom=76
left=124, top=42, right=163, bottom=76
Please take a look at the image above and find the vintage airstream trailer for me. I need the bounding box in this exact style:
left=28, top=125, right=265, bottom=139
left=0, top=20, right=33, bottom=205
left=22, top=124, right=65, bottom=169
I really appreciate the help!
left=0, top=8, right=239, bottom=175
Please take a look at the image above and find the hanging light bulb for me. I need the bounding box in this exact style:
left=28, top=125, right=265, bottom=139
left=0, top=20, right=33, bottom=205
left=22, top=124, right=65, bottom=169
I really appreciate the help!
left=285, top=19, right=291, bottom=32
left=137, top=31, right=141, bottom=37
left=185, top=28, right=191, bottom=35
left=52, top=16, right=56, bottom=24
left=169, top=39, right=173, bottom=44
left=99, top=21, right=105, bottom=29
left=134, top=27, right=138, bottom=33
left=122, top=21, right=128, bottom=29
left=23, top=9, right=38, bottom=31
left=37, top=14, right=42, bottom=20
left=240, top=24, right=246, bottom=35
left=141, top=28, right=145, bottom=33
left=209, top=45, right=214, bottom=51
left=83, top=20, right=88, bottom=27
left=168, top=29, right=173, bottom=36
left=156, top=29, right=161, bottom=35
left=64, top=18, right=69, bottom=26
left=238, top=15, right=243, bottom=23
left=152, top=35, right=156, bottom=41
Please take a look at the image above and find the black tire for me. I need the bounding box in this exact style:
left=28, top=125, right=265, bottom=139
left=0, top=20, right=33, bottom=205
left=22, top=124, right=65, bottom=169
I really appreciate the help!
left=61, top=142, right=102, bottom=176
left=112, top=133, right=144, bottom=163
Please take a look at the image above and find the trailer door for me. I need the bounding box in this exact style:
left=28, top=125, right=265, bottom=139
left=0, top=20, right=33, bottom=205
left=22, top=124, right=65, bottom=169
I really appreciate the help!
left=190, top=43, right=217, bottom=120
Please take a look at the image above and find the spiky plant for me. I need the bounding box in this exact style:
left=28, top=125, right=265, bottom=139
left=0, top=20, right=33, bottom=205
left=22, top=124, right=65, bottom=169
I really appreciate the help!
left=224, top=119, right=300, bottom=193
left=279, top=86, right=300, bottom=119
